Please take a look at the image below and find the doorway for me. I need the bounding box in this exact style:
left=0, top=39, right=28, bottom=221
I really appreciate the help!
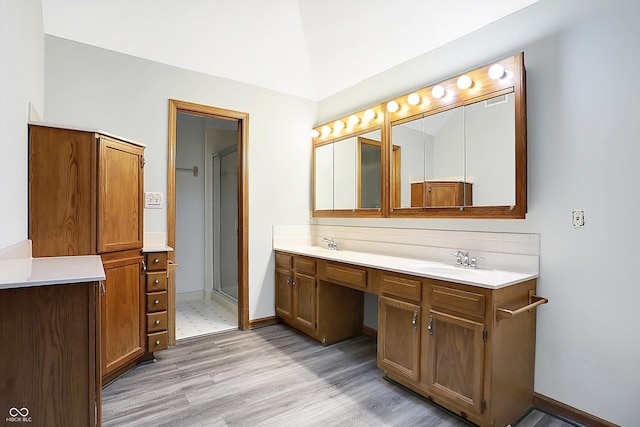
left=168, top=100, right=249, bottom=346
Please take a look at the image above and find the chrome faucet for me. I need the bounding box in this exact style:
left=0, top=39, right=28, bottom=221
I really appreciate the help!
left=452, top=250, right=469, bottom=267
left=321, top=237, right=338, bottom=250
left=451, top=250, right=483, bottom=269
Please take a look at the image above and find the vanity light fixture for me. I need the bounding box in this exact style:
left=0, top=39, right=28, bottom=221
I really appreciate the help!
left=310, top=129, right=320, bottom=138
left=488, top=63, right=506, bottom=80
left=386, top=101, right=399, bottom=113
left=407, top=93, right=420, bottom=105
left=321, top=125, right=331, bottom=137
left=431, top=85, right=446, bottom=99
left=348, top=114, right=360, bottom=126
left=333, top=120, right=345, bottom=133
left=457, top=75, right=473, bottom=90
left=363, top=109, right=376, bottom=122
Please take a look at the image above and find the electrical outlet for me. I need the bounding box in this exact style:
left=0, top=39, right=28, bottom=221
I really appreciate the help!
left=145, top=192, right=163, bottom=209
left=572, top=210, right=585, bottom=227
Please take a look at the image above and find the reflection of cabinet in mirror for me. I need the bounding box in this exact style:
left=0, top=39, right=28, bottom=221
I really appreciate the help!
left=411, top=181, right=472, bottom=207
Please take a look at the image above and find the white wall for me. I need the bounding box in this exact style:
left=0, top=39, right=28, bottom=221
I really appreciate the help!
left=0, top=0, right=44, bottom=249
left=175, top=113, right=206, bottom=294
left=43, top=36, right=317, bottom=321
left=315, top=1, right=640, bottom=425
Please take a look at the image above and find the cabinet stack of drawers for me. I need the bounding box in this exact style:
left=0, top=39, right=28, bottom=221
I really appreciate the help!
left=145, top=252, right=169, bottom=353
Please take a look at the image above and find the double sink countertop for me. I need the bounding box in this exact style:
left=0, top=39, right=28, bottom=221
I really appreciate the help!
left=274, top=245, right=538, bottom=289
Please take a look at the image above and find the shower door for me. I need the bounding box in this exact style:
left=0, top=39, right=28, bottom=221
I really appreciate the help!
left=215, top=146, right=238, bottom=301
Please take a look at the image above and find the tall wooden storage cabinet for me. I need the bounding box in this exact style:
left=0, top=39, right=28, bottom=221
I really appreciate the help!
left=28, top=124, right=146, bottom=382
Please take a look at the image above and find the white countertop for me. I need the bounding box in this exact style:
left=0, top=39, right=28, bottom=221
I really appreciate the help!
left=274, top=245, right=537, bottom=289
left=0, top=255, right=106, bottom=290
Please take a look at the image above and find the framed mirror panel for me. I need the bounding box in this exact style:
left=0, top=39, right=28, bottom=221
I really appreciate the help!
left=312, top=52, right=526, bottom=219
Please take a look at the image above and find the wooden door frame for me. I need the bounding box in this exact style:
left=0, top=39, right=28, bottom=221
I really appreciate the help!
left=167, top=99, right=250, bottom=339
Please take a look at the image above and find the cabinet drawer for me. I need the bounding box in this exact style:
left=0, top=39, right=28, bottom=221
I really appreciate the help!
left=325, top=262, right=367, bottom=290
left=146, top=271, right=167, bottom=292
left=147, top=331, right=168, bottom=352
left=275, top=252, right=292, bottom=269
left=294, top=256, right=316, bottom=276
left=146, top=291, right=168, bottom=313
left=146, top=252, right=167, bottom=271
left=381, top=274, right=422, bottom=302
left=147, top=311, right=168, bottom=333
left=430, top=285, right=485, bottom=318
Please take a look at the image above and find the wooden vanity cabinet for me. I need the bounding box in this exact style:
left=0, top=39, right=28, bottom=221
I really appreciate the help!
left=275, top=253, right=317, bottom=336
left=100, top=250, right=146, bottom=381
left=389, top=278, right=538, bottom=427
left=0, top=282, right=100, bottom=426
left=275, top=252, right=364, bottom=345
left=144, top=252, right=169, bottom=354
left=28, top=124, right=146, bottom=383
left=376, top=271, right=423, bottom=382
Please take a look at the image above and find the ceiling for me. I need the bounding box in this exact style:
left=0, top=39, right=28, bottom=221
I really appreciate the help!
left=40, top=0, right=538, bottom=101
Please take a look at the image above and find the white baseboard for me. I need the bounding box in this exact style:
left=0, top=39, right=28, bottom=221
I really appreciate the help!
left=176, top=291, right=205, bottom=302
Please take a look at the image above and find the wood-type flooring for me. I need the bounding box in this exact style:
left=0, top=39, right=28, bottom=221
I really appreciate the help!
left=102, top=324, right=575, bottom=427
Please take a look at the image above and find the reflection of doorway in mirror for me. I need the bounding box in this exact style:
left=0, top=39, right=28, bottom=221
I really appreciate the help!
left=357, top=137, right=381, bottom=209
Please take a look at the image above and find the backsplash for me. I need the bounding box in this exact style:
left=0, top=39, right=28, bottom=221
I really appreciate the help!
left=273, top=224, right=539, bottom=274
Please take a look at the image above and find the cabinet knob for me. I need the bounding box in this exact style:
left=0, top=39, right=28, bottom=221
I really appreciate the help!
left=155, top=340, right=161, bottom=345
left=155, top=319, right=160, bottom=325
left=154, top=299, right=160, bottom=304
left=154, top=279, right=160, bottom=284
left=154, top=258, right=160, bottom=264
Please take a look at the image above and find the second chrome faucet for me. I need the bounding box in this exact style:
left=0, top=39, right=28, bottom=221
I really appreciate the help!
left=452, top=250, right=483, bottom=269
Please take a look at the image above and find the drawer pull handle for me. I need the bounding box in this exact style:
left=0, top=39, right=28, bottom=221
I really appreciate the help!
left=428, top=316, right=433, bottom=337
left=155, top=340, right=160, bottom=345
left=154, top=258, right=160, bottom=264
left=154, top=299, right=160, bottom=304
left=155, top=319, right=160, bottom=325
left=412, top=311, right=418, bottom=331
left=496, top=294, right=548, bottom=322
left=154, top=279, right=160, bottom=284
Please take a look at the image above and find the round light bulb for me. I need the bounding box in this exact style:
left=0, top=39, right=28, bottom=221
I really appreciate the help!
left=457, top=75, right=473, bottom=90
left=334, top=120, right=345, bottom=132
left=321, top=125, right=331, bottom=136
left=348, top=114, right=360, bottom=126
left=488, top=64, right=505, bottom=80
left=407, top=93, right=420, bottom=105
left=431, top=85, right=445, bottom=99
left=386, top=101, right=399, bottom=113
left=363, top=109, right=376, bottom=121
left=310, top=129, right=320, bottom=138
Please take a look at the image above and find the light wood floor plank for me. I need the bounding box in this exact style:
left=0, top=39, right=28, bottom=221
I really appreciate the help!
left=102, top=324, right=573, bottom=427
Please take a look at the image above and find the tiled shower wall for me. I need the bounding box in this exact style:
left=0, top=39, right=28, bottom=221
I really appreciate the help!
left=273, top=224, right=539, bottom=274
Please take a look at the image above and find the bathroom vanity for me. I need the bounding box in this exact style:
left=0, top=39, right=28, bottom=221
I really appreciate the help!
left=0, top=251, right=105, bottom=426
left=274, top=246, right=545, bottom=427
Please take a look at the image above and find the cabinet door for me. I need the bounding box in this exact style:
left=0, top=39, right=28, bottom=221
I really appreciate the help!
left=427, top=309, right=485, bottom=415
left=378, top=296, right=421, bottom=381
left=275, top=268, right=293, bottom=320
left=101, top=254, right=145, bottom=377
left=293, top=273, right=316, bottom=332
left=97, top=136, right=144, bottom=253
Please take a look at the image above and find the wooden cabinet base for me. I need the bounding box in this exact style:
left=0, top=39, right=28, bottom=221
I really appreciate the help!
left=0, top=283, right=100, bottom=426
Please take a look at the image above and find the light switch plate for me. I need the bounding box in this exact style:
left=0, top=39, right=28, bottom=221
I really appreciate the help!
left=572, top=209, right=585, bottom=227
left=145, top=192, right=163, bottom=209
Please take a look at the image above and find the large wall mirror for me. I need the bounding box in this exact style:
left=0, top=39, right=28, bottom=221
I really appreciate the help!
left=312, top=53, right=526, bottom=219
left=313, top=118, right=384, bottom=215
